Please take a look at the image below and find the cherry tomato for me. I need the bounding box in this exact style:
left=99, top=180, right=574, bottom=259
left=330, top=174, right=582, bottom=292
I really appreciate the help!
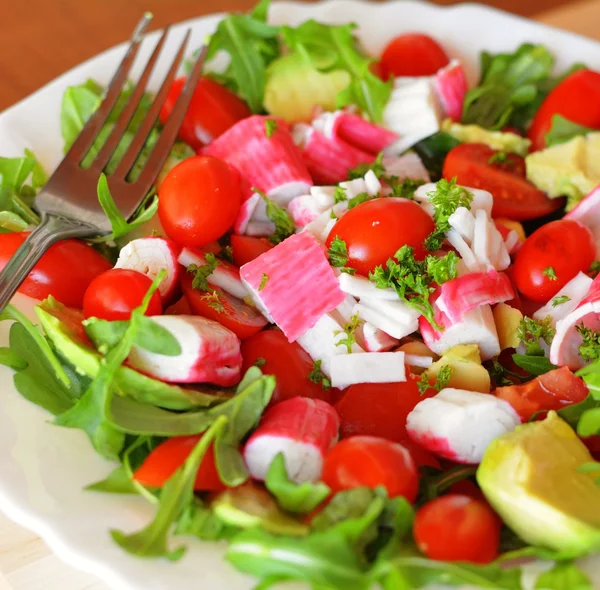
left=528, top=69, right=600, bottom=151
left=83, top=269, right=162, bottom=321
left=231, top=235, right=274, bottom=267
left=399, top=438, right=441, bottom=470
left=322, top=436, right=419, bottom=502
left=380, top=33, right=449, bottom=79
left=513, top=219, right=595, bottom=302
left=158, top=155, right=242, bottom=247
left=181, top=273, right=267, bottom=340
left=160, top=77, right=251, bottom=151
left=442, top=143, right=564, bottom=220
left=326, top=199, right=435, bottom=276
left=241, top=329, right=334, bottom=406
left=414, top=495, right=501, bottom=563
left=0, top=232, right=111, bottom=308
left=495, top=366, right=588, bottom=422
left=134, top=439, right=226, bottom=492
left=335, top=375, right=436, bottom=442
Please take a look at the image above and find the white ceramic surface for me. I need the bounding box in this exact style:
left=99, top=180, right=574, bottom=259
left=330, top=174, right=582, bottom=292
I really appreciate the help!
left=1, top=2, right=600, bottom=589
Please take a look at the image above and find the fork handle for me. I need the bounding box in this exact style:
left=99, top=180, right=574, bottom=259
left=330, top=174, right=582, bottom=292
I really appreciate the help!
left=0, top=213, right=98, bottom=313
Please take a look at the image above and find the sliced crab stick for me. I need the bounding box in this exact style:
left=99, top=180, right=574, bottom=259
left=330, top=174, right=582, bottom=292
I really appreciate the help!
left=406, top=388, right=521, bottom=464
left=565, top=186, right=600, bottom=256
left=127, top=315, right=242, bottom=386
left=435, top=60, right=469, bottom=122
left=243, top=397, right=340, bottom=483
left=382, top=152, right=430, bottom=184
left=329, top=351, right=406, bottom=390
left=362, top=322, right=400, bottom=352
left=115, top=237, right=182, bottom=304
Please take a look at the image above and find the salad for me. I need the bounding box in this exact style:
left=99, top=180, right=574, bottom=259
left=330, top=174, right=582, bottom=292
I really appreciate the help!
left=1, top=0, right=600, bottom=588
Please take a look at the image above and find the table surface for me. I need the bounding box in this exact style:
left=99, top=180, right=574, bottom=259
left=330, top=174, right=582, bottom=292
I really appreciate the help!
left=0, top=0, right=599, bottom=588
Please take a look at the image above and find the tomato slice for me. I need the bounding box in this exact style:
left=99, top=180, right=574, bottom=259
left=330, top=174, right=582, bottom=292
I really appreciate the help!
left=181, top=272, right=267, bottom=340
left=442, top=143, right=564, bottom=220
left=380, top=33, right=449, bottom=79
left=231, top=235, right=274, bottom=267
left=494, top=366, right=588, bottom=422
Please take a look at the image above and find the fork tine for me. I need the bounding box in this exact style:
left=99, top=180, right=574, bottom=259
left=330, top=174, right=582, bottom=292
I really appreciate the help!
left=64, top=13, right=153, bottom=166
left=111, top=29, right=194, bottom=182
left=89, top=26, right=171, bottom=173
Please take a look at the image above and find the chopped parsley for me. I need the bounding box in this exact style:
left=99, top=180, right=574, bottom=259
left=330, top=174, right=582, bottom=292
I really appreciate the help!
left=347, top=192, right=372, bottom=209
left=426, top=251, right=459, bottom=285
left=259, top=273, right=269, bottom=291
left=335, top=313, right=362, bottom=354
left=388, top=177, right=425, bottom=200
left=542, top=266, right=557, bottom=281
left=333, top=186, right=347, bottom=204
left=307, top=360, right=331, bottom=390
left=517, top=316, right=555, bottom=355
left=199, top=290, right=225, bottom=313
left=418, top=365, right=453, bottom=395
left=255, top=188, right=295, bottom=245
left=590, top=260, right=600, bottom=278
left=329, top=209, right=338, bottom=220
left=576, top=323, right=600, bottom=362
left=187, top=253, right=219, bottom=291
left=424, top=178, right=473, bottom=251
left=327, top=236, right=355, bottom=275
left=552, top=295, right=570, bottom=307
left=265, top=119, right=278, bottom=138
left=347, top=153, right=386, bottom=180
left=254, top=357, right=267, bottom=367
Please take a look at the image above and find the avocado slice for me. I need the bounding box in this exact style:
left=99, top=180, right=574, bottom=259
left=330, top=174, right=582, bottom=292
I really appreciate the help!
left=477, top=412, right=600, bottom=555
left=441, top=119, right=531, bottom=155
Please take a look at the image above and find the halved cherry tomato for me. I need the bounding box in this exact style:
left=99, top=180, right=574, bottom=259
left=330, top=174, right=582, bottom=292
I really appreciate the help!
left=414, top=494, right=501, bottom=563
left=83, top=269, right=162, bottom=320
left=528, top=69, right=600, bottom=151
left=442, top=143, right=564, bottom=220
left=159, top=77, right=251, bottom=151
left=231, top=235, right=274, bottom=267
left=325, top=198, right=435, bottom=276
left=495, top=366, right=588, bottom=422
left=512, top=219, right=595, bottom=302
left=241, top=328, right=334, bottom=406
left=181, top=272, right=267, bottom=340
left=158, top=155, right=242, bottom=247
left=322, top=436, right=419, bottom=502
left=335, top=375, right=436, bottom=442
left=134, top=439, right=226, bottom=492
left=0, top=232, right=111, bottom=308
left=380, top=33, right=449, bottom=79
left=399, top=438, right=441, bottom=470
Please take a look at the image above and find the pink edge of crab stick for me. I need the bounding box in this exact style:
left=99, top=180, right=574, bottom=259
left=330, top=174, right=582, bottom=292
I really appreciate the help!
left=240, top=232, right=346, bottom=342
left=292, top=123, right=375, bottom=185
left=243, top=397, right=340, bottom=483
left=564, top=185, right=600, bottom=256
left=234, top=193, right=262, bottom=235
left=406, top=388, right=521, bottom=464
left=362, top=322, right=400, bottom=352
left=115, top=237, right=182, bottom=304
left=127, top=315, right=242, bottom=386
left=288, top=194, right=323, bottom=227
left=435, top=59, right=469, bottom=122
left=436, top=270, right=515, bottom=324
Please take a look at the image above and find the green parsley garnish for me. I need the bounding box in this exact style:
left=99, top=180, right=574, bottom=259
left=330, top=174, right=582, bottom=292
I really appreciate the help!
left=347, top=192, right=372, bottom=209
left=259, top=273, right=269, bottom=291
left=265, top=119, right=278, bottom=138
left=254, top=357, right=267, bottom=367
left=255, top=188, right=295, bottom=245
left=307, top=360, right=331, bottom=390
left=199, top=290, right=225, bottom=313
left=426, top=251, right=459, bottom=285
left=576, top=323, right=600, bottom=362
left=542, top=266, right=557, bottom=281
left=576, top=462, right=600, bottom=485
left=187, top=253, right=219, bottom=291
left=335, top=313, right=362, bottom=354
left=590, top=260, right=600, bottom=278
left=348, top=152, right=386, bottom=180
left=329, top=209, right=338, bottom=220
left=418, top=365, right=453, bottom=395
left=217, top=244, right=234, bottom=263
left=334, top=186, right=347, bottom=204
left=517, top=316, right=555, bottom=355
left=389, top=177, right=426, bottom=200
left=327, top=236, right=355, bottom=275
left=552, top=295, right=570, bottom=307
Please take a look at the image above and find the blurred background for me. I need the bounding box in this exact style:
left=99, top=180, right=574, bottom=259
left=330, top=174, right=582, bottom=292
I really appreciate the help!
left=0, top=0, right=598, bottom=111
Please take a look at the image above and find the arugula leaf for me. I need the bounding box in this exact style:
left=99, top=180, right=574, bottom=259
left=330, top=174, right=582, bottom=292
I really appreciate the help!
left=0, top=153, right=44, bottom=228
left=175, top=497, right=234, bottom=541
left=112, top=415, right=228, bottom=560
left=265, top=453, right=330, bottom=514
left=577, top=408, right=600, bottom=437
left=308, top=360, right=331, bottom=390
left=534, top=562, right=592, bottom=590
left=545, top=114, right=595, bottom=148
left=0, top=346, right=27, bottom=370
left=412, top=132, right=462, bottom=181
left=512, top=354, right=556, bottom=376
left=557, top=395, right=600, bottom=429
left=575, top=323, right=600, bottom=362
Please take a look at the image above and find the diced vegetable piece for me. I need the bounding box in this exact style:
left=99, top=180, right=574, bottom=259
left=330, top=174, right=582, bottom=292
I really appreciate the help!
left=441, top=119, right=531, bottom=155
left=565, top=185, right=600, bottom=256
left=339, top=273, right=398, bottom=301
left=427, top=344, right=491, bottom=393
left=362, top=322, right=399, bottom=352
left=353, top=298, right=421, bottom=340
left=288, top=194, right=323, bottom=227
left=435, top=60, right=469, bottom=123
left=493, top=303, right=523, bottom=350
left=329, top=351, right=406, bottom=389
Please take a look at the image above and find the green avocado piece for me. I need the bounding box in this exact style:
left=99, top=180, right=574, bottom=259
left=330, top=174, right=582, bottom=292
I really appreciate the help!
left=441, top=119, right=531, bottom=155
left=36, top=301, right=227, bottom=411
left=477, top=411, right=600, bottom=556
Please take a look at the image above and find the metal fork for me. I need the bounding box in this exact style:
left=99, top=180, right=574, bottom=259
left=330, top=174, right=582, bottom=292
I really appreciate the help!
left=0, top=14, right=207, bottom=312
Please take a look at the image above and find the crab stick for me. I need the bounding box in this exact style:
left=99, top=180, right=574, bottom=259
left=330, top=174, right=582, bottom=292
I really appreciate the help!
left=329, top=351, right=406, bottom=390
left=435, top=60, right=469, bottom=122
left=565, top=186, right=600, bottom=257
left=362, top=322, right=400, bottom=352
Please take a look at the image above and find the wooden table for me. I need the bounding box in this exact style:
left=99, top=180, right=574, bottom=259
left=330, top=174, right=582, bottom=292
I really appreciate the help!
left=0, top=0, right=599, bottom=588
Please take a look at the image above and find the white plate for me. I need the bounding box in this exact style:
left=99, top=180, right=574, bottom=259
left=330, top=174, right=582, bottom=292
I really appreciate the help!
left=1, top=2, right=600, bottom=589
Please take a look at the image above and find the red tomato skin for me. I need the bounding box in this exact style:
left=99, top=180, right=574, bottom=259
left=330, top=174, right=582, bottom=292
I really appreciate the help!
left=83, top=269, right=162, bottom=321
left=398, top=438, right=441, bottom=470
left=231, top=235, right=274, bottom=267
left=326, top=199, right=435, bottom=276
left=380, top=33, right=449, bottom=79
left=181, top=273, right=266, bottom=340
left=241, top=329, right=334, bottom=406
left=134, top=439, right=226, bottom=492
left=322, top=436, right=419, bottom=502
left=158, top=155, right=242, bottom=248
left=413, top=495, right=501, bottom=563
left=495, top=366, right=588, bottom=422
left=159, top=77, right=251, bottom=150
left=513, top=220, right=595, bottom=302
left=442, top=143, right=564, bottom=220
left=528, top=69, right=600, bottom=151
left=0, top=233, right=111, bottom=308
left=447, top=479, right=487, bottom=502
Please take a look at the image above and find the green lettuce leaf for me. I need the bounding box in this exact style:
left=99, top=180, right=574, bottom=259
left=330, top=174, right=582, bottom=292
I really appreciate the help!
left=545, top=114, right=596, bottom=147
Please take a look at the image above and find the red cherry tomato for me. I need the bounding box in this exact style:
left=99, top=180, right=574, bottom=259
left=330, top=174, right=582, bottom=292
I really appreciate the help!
left=528, top=69, right=600, bottom=151
left=447, top=479, right=487, bottom=502
left=0, top=232, right=111, bottom=308
left=241, top=329, right=334, bottom=406
left=83, top=269, right=162, bottom=321
left=134, top=439, right=226, bottom=492
left=513, top=219, right=595, bottom=302
left=399, top=438, right=441, bottom=470
left=159, top=77, right=251, bottom=151
left=158, top=155, right=242, bottom=247
left=322, top=436, right=419, bottom=502
left=231, top=235, right=274, bottom=267
left=181, top=272, right=266, bottom=340
left=325, top=199, right=435, bottom=276
left=413, top=495, right=501, bottom=563
left=335, top=375, right=436, bottom=442
left=380, top=33, right=449, bottom=79
left=442, top=143, right=564, bottom=220
left=495, top=366, right=588, bottom=422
